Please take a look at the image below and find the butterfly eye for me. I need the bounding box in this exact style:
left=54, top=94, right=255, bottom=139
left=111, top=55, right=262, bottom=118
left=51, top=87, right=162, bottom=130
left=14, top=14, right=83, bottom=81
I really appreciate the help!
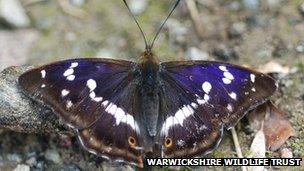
left=128, top=136, right=137, bottom=147
left=164, top=137, right=173, bottom=148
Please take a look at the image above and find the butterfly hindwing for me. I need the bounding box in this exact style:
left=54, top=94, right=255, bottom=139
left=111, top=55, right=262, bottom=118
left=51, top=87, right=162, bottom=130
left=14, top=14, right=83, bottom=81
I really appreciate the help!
left=19, top=58, right=144, bottom=166
left=158, top=61, right=277, bottom=157
left=158, top=72, right=224, bottom=157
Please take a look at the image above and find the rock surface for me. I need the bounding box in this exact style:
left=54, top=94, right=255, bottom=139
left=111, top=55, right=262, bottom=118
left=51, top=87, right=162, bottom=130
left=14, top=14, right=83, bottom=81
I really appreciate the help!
left=0, top=66, right=62, bottom=133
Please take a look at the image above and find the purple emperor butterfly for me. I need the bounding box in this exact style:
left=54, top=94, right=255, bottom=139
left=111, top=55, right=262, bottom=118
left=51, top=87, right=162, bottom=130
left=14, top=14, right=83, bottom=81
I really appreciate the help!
left=19, top=0, right=277, bottom=168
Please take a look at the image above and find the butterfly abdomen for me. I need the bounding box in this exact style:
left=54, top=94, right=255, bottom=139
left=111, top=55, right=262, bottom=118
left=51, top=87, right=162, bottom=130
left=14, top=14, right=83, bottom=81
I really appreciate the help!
left=138, top=50, right=162, bottom=141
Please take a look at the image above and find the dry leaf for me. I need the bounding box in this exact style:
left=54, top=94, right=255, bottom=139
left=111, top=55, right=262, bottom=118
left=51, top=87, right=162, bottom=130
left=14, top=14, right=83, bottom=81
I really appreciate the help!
left=248, top=126, right=266, bottom=158
left=247, top=101, right=295, bottom=151
left=257, top=61, right=290, bottom=74
left=247, top=125, right=266, bottom=171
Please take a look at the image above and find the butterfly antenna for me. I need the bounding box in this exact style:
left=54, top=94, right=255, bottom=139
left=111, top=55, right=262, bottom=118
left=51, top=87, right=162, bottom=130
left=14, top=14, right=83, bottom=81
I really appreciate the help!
left=123, top=0, right=149, bottom=50
left=149, top=0, right=181, bottom=50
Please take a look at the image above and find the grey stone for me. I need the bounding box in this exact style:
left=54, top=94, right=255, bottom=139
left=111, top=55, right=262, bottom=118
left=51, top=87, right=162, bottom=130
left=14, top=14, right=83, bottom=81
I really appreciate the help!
left=128, top=0, right=148, bottom=14
left=25, top=156, right=37, bottom=167
left=0, top=155, right=4, bottom=166
left=0, top=0, right=30, bottom=27
left=243, top=0, right=259, bottom=10
left=7, top=153, right=22, bottom=163
left=166, top=19, right=189, bottom=45
left=45, top=149, right=62, bottom=164
left=0, top=30, right=39, bottom=71
left=213, top=44, right=238, bottom=61
left=185, top=47, right=209, bottom=60
left=296, top=42, right=304, bottom=53
left=58, top=164, right=82, bottom=171
left=299, top=3, right=304, bottom=17
left=228, top=22, right=246, bottom=38
left=13, top=164, right=30, bottom=171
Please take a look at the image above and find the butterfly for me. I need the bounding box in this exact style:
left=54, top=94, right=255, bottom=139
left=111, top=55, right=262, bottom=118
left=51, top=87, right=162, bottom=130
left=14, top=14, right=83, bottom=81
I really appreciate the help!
left=18, top=0, right=277, bottom=168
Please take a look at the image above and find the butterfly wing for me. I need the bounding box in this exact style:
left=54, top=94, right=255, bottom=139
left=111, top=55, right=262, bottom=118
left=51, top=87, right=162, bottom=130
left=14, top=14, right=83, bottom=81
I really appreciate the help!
left=158, top=61, right=277, bottom=157
left=19, top=58, right=144, bottom=166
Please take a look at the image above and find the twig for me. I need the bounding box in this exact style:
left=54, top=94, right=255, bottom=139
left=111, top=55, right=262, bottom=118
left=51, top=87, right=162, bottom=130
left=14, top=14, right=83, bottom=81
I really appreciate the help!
left=0, top=66, right=65, bottom=133
left=231, top=127, right=247, bottom=171
left=185, top=0, right=205, bottom=39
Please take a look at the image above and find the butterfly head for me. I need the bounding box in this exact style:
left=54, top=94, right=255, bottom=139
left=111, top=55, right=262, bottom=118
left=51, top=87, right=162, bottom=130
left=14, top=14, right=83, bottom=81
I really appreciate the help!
left=139, top=49, right=159, bottom=66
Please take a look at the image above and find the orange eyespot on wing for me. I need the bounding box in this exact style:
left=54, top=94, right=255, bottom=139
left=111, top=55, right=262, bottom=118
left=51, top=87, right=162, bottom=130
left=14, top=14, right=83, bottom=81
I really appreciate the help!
left=164, top=137, right=173, bottom=148
left=128, top=136, right=137, bottom=147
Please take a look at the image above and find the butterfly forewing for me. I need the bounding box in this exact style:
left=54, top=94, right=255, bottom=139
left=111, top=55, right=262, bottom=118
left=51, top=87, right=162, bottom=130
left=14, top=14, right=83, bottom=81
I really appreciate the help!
left=158, top=61, right=277, bottom=157
left=19, top=58, right=145, bottom=166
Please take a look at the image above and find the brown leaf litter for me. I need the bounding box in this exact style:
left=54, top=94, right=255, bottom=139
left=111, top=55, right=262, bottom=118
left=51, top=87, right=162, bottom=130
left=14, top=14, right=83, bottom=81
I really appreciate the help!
left=247, top=101, right=296, bottom=151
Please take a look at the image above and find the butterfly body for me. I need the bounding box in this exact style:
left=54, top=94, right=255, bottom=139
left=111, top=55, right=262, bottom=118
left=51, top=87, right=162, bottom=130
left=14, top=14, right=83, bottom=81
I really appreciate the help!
left=135, top=50, right=161, bottom=152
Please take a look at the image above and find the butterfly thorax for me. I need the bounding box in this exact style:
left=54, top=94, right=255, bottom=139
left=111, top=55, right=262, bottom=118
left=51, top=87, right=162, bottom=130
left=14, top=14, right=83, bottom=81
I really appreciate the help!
left=138, top=50, right=160, bottom=93
left=138, top=50, right=161, bottom=150
left=139, top=50, right=159, bottom=85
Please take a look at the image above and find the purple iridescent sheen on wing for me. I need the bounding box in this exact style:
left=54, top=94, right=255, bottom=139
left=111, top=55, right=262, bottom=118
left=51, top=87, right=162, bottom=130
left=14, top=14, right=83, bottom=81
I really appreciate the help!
left=158, top=61, right=277, bottom=157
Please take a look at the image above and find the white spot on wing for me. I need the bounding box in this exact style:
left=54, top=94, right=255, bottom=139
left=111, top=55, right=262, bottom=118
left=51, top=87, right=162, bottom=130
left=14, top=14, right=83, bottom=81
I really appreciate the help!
left=41, top=84, right=45, bottom=88
left=219, top=65, right=228, bottom=72
left=105, top=103, right=117, bottom=115
left=161, top=116, right=176, bottom=135
left=251, top=87, right=256, bottom=92
left=114, top=108, right=125, bottom=125
left=63, top=68, right=74, bottom=77
left=67, top=75, right=75, bottom=81
left=222, top=78, right=231, bottom=84
left=177, top=140, right=185, bottom=147
left=250, top=74, right=256, bottom=83
left=204, top=94, right=210, bottom=102
left=174, top=109, right=185, bottom=125
left=66, top=100, right=73, bottom=108
left=120, top=114, right=140, bottom=133
left=197, top=98, right=206, bottom=105
left=224, top=71, right=234, bottom=80
left=220, top=66, right=235, bottom=84
left=227, top=104, right=233, bottom=112
left=87, top=79, right=97, bottom=91
left=202, top=81, right=212, bottom=94
left=199, top=125, right=208, bottom=131
left=61, top=89, right=70, bottom=97
left=89, top=91, right=96, bottom=98
left=102, top=100, right=109, bottom=106
left=183, top=105, right=194, bottom=116
left=101, top=101, right=140, bottom=133
left=229, top=92, right=237, bottom=100
left=70, top=62, right=78, bottom=68
left=191, top=102, right=198, bottom=109
left=161, top=105, right=195, bottom=135
left=94, top=96, right=103, bottom=102
left=41, top=70, right=46, bottom=78
left=89, top=92, right=103, bottom=102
